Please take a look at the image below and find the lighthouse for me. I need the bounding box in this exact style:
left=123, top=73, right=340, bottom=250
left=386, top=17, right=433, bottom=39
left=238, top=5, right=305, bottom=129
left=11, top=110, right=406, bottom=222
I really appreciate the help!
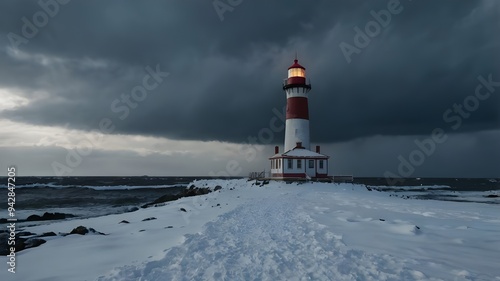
left=284, top=58, right=311, bottom=151
left=269, top=57, right=330, bottom=180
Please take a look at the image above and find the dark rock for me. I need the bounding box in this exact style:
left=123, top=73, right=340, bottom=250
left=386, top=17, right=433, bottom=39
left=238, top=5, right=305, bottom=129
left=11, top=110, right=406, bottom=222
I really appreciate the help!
left=485, top=194, right=499, bottom=198
left=139, top=229, right=145, bottom=232
left=26, top=214, right=42, bottom=221
left=70, top=226, right=89, bottom=235
left=141, top=194, right=179, bottom=208
left=14, top=239, right=26, bottom=252
left=191, top=187, right=211, bottom=195
left=0, top=233, right=10, bottom=255
left=26, top=212, right=75, bottom=222
left=153, top=194, right=178, bottom=204
left=184, top=187, right=211, bottom=197
left=0, top=218, right=7, bottom=224
left=119, top=220, right=130, bottom=224
left=379, top=219, right=385, bottom=222
left=366, top=186, right=372, bottom=191
left=184, top=189, right=197, bottom=197
left=38, top=232, right=57, bottom=237
left=142, top=217, right=157, bottom=221
left=216, top=203, right=220, bottom=207
left=69, top=226, right=106, bottom=236
left=88, top=228, right=106, bottom=235
left=165, top=226, right=173, bottom=229
left=142, top=186, right=213, bottom=208
left=17, top=231, right=36, bottom=237
left=24, top=238, right=46, bottom=249
left=413, top=225, right=423, bottom=235
left=214, top=185, right=222, bottom=191
left=0, top=234, right=47, bottom=255
left=180, top=208, right=187, bottom=212
left=43, top=212, right=75, bottom=220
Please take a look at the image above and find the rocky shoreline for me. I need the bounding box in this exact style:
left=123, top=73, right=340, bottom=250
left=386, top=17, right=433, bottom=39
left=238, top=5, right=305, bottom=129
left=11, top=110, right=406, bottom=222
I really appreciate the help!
left=0, top=183, right=218, bottom=256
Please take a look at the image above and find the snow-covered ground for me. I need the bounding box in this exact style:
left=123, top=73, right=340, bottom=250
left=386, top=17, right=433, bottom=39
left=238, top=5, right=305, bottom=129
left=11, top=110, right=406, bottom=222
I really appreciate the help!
left=2, top=179, right=500, bottom=281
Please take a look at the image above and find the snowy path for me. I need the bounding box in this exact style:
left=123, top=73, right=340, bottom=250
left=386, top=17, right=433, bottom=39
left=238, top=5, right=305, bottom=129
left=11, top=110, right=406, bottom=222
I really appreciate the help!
left=100, top=187, right=489, bottom=281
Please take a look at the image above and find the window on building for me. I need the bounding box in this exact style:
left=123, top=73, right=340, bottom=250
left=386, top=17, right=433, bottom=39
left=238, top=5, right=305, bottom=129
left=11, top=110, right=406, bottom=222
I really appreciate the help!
left=278, top=159, right=281, bottom=169
left=271, top=160, right=274, bottom=169
left=297, top=159, right=302, bottom=169
left=319, top=160, right=324, bottom=169
left=287, top=159, right=292, bottom=169
left=309, top=159, right=314, bottom=168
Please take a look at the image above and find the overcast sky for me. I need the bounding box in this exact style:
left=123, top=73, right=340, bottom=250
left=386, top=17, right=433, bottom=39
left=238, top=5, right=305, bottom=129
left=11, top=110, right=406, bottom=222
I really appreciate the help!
left=0, top=0, right=499, bottom=178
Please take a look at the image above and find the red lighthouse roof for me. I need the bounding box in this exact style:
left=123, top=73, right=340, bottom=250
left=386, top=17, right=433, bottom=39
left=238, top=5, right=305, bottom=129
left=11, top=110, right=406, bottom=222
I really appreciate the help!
left=288, top=59, right=305, bottom=70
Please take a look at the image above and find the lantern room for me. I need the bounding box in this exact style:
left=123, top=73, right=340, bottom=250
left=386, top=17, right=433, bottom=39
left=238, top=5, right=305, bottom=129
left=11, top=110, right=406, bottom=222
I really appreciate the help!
left=285, top=59, right=309, bottom=87
left=288, top=59, right=306, bottom=78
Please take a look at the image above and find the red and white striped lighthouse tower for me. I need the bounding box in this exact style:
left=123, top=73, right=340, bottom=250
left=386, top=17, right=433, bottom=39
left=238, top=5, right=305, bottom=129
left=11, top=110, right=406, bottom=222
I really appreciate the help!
left=283, top=58, right=311, bottom=151
left=269, top=57, right=330, bottom=180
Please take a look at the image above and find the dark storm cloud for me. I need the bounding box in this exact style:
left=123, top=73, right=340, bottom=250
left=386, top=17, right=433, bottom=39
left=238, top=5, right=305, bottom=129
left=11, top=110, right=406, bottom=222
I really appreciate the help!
left=325, top=130, right=500, bottom=178
left=0, top=0, right=499, bottom=143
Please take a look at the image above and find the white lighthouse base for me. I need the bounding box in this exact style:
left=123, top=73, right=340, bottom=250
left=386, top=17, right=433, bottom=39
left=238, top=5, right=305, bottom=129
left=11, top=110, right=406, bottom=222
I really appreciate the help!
left=284, top=119, right=310, bottom=152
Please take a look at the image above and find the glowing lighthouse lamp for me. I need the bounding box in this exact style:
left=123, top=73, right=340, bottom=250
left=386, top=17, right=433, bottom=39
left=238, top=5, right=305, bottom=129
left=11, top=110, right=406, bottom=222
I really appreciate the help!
left=269, top=57, right=330, bottom=180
